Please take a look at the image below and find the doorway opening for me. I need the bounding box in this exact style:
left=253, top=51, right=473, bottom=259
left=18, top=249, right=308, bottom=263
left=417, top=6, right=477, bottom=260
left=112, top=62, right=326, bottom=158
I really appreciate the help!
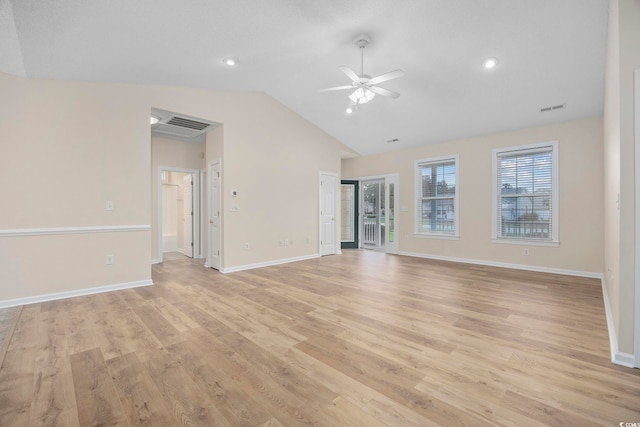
left=341, top=180, right=359, bottom=249
left=361, top=178, right=386, bottom=249
left=157, top=167, right=200, bottom=263
left=341, top=174, right=398, bottom=253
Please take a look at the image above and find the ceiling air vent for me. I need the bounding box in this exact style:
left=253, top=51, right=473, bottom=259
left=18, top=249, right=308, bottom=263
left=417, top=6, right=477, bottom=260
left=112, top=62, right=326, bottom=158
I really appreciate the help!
left=540, top=103, right=566, bottom=113
left=166, top=116, right=211, bottom=131
left=151, top=113, right=217, bottom=139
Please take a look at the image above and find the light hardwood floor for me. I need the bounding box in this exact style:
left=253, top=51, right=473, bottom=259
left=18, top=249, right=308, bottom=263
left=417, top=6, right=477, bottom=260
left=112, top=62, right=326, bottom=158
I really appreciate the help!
left=1, top=249, right=639, bottom=426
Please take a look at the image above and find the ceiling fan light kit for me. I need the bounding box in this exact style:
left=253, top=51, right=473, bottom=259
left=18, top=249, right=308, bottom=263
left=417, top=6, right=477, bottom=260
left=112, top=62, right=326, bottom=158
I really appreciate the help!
left=319, top=34, right=404, bottom=112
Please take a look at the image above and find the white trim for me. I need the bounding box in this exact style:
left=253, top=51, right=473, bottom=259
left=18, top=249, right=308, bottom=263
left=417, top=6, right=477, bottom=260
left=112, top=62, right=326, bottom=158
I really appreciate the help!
left=414, top=154, right=459, bottom=237
left=603, top=277, right=636, bottom=367
left=492, top=140, right=559, bottom=244
left=634, top=69, right=640, bottom=368
left=385, top=174, right=400, bottom=254
left=200, top=167, right=207, bottom=259
left=0, top=279, right=153, bottom=309
left=220, top=254, right=320, bottom=274
left=207, top=159, right=222, bottom=270
left=0, top=225, right=150, bottom=237
left=491, top=238, right=560, bottom=247
left=151, top=258, right=161, bottom=265
left=398, top=250, right=602, bottom=279
left=614, top=352, right=636, bottom=368
left=414, top=233, right=460, bottom=241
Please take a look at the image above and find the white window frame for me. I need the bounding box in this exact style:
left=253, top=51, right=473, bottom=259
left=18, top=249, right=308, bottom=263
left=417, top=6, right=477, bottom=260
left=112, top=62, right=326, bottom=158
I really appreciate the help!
left=414, top=155, right=459, bottom=239
left=492, top=140, right=559, bottom=246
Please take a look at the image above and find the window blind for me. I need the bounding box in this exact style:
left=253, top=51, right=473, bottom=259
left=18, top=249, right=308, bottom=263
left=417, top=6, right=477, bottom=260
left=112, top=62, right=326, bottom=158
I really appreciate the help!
left=415, top=158, right=457, bottom=235
left=496, top=145, right=554, bottom=240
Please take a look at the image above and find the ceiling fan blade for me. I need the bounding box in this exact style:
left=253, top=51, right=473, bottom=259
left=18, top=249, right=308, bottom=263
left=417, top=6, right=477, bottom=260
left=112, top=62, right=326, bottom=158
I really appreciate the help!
left=369, top=85, right=400, bottom=99
left=368, top=69, right=405, bottom=86
left=318, top=85, right=354, bottom=93
left=338, top=66, right=360, bottom=83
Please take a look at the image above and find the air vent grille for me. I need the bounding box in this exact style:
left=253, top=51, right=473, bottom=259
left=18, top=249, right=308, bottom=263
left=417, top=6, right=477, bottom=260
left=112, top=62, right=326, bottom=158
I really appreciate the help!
left=166, top=116, right=211, bottom=131
left=540, top=104, right=566, bottom=113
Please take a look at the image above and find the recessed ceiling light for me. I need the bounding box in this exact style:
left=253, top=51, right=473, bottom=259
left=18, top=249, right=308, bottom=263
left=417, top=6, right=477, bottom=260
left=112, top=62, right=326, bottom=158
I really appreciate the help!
left=150, top=116, right=159, bottom=125
left=483, top=57, right=499, bottom=69
left=222, top=58, right=236, bottom=66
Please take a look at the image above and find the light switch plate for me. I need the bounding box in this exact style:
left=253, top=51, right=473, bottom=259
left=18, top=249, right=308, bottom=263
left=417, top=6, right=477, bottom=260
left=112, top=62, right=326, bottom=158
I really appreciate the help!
left=105, top=200, right=114, bottom=211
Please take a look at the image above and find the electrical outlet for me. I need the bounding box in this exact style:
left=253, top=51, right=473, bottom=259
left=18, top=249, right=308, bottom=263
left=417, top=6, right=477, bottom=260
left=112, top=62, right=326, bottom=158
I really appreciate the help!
left=105, top=254, right=114, bottom=265
left=523, top=248, right=529, bottom=256
left=105, top=200, right=114, bottom=211
left=243, top=243, right=250, bottom=250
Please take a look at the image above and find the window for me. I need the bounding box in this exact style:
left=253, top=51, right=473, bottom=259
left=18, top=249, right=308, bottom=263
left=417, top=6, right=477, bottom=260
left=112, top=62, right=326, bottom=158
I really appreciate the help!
left=492, top=141, right=558, bottom=244
left=415, top=155, right=458, bottom=237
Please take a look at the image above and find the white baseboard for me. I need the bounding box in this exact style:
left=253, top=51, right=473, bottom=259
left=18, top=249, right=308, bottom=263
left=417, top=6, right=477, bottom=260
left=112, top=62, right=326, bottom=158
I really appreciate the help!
left=221, top=254, right=320, bottom=274
left=0, top=279, right=153, bottom=309
left=613, top=352, right=636, bottom=368
left=151, top=259, right=161, bottom=265
left=398, top=251, right=602, bottom=279
left=602, top=277, right=637, bottom=368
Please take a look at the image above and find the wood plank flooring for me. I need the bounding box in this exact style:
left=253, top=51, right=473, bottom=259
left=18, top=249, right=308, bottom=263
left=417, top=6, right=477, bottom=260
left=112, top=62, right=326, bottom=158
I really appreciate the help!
left=1, top=249, right=639, bottom=426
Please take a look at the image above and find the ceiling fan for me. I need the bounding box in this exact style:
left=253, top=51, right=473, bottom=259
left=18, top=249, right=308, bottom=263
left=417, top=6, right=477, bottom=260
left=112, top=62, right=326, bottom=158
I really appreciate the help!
left=319, top=34, right=404, bottom=110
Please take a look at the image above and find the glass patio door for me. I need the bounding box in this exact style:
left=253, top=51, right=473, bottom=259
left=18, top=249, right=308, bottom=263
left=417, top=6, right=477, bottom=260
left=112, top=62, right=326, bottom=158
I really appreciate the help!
left=361, top=179, right=385, bottom=249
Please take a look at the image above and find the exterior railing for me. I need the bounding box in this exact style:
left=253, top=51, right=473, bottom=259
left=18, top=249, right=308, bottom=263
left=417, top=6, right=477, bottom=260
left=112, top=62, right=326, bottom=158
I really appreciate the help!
left=363, top=215, right=387, bottom=246
left=501, top=220, right=550, bottom=238
left=419, top=219, right=455, bottom=233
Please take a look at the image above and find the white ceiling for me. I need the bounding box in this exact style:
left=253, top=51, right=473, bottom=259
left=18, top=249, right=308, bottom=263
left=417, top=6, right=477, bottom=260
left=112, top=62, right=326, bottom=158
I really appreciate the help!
left=0, top=0, right=609, bottom=156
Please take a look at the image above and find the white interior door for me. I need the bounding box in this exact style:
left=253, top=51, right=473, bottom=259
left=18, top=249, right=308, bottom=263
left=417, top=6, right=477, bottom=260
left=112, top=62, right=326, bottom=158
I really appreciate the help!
left=182, top=174, right=193, bottom=257
left=208, top=161, right=221, bottom=269
left=320, top=172, right=337, bottom=256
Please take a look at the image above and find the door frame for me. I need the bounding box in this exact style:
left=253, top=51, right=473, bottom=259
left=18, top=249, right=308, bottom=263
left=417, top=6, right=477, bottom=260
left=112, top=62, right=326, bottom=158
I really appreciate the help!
left=353, top=173, right=400, bottom=254
left=206, top=158, right=222, bottom=270
left=200, top=167, right=206, bottom=258
left=319, top=171, right=339, bottom=256
left=157, top=166, right=200, bottom=263
left=634, top=69, right=640, bottom=368
left=340, top=180, right=359, bottom=249
left=360, top=177, right=386, bottom=249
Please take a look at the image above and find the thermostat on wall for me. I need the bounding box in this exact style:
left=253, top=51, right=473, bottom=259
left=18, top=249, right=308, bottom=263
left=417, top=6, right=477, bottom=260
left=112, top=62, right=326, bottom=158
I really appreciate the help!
left=231, top=190, right=238, bottom=197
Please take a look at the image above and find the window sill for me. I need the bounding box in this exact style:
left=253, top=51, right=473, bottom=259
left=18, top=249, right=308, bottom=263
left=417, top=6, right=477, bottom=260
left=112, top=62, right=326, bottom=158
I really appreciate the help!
left=414, top=233, right=460, bottom=241
left=491, top=238, right=559, bottom=247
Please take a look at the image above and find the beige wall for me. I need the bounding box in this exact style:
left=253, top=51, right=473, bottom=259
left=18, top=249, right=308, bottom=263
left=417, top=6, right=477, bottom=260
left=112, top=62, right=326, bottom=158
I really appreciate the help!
left=0, top=72, right=348, bottom=303
left=343, top=117, right=604, bottom=275
left=150, top=135, right=205, bottom=261
left=604, top=0, right=640, bottom=356
left=0, top=73, right=152, bottom=302
left=214, top=94, right=343, bottom=268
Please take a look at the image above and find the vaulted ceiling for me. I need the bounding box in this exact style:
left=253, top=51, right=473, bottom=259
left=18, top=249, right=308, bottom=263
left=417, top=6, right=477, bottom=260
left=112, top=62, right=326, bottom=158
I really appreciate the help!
left=0, top=0, right=609, bottom=156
